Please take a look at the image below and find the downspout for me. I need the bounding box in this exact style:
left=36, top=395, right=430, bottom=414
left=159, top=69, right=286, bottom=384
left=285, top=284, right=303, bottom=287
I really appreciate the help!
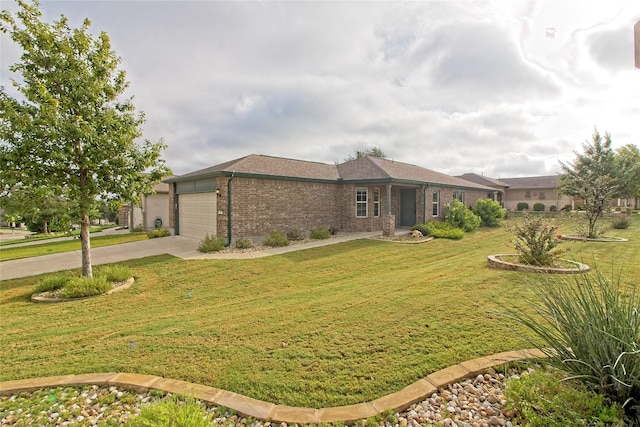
left=226, top=171, right=235, bottom=246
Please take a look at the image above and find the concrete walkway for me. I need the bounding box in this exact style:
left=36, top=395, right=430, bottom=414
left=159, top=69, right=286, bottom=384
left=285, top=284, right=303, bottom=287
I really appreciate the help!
left=0, top=232, right=380, bottom=280
left=0, top=349, right=547, bottom=424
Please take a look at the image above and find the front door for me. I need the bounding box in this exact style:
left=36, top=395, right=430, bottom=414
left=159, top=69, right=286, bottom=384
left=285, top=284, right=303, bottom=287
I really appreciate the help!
left=400, top=189, right=416, bottom=226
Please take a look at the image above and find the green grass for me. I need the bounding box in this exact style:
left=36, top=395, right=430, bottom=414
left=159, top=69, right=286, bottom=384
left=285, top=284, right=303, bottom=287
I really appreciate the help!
left=0, top=226, right=116, bottom=246
left=0, top=216, right=638, bottom=408
left=0, top=233, right=148, bottom=261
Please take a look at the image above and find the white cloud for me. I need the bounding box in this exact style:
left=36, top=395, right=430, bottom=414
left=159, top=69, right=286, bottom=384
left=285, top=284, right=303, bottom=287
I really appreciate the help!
left=1, top=0, right=638, bottom=178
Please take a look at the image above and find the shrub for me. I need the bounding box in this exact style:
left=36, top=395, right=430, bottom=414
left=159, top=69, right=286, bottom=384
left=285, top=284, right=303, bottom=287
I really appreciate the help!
left=34, top=275, right=69, bottom=293
left=471, top=198, right=506, bottom=227
left=310, top=227, right=330, bottom=240
left=146, top=228, right=170, bottom=239
left=517, top=202, right=529, bottom=211
left=507, top=270, right=640, bottom=423
left=564, top=204, right=573, bottom=211
left=60, top=275, right=110, bottom=298
left=95, top=264, right=132, bottom=282
left=533, top=202, right=546, bottom=212
left=128, top=398, right=214, bottom=427
left=445, top=199, right=481, bottom=232
left=422, top=221, right=464, bottom=240
left=198, top=234, right=225, bottom=253
left=235, top=238, right=253, bottom=249
left=550, top=205, right=557, bottom=212
left=505, top=211, right=564, bottom=265
left=505, top=366, right=627, bottom=426
left=263, top=230, right=289, bottom=247
left=328, top=226, right=339, bottom=236
left=286, top=229, right=304, bottom=241
left=410, top=223, right=431, bottom=237
left=611, top=216, right=631, bottom=229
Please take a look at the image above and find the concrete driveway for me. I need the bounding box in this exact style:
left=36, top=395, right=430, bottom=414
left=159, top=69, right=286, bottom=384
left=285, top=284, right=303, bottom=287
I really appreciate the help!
left=0, top=236, right=201, bottom=280
left=0, top=232, right=380, bottom=280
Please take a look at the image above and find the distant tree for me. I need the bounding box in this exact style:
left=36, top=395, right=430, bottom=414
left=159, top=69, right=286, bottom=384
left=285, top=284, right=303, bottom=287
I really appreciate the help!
left=558, top=129, right=619, bottom=238
left=344, top=146, right=387, bottom=161
left=614, top=144, right=640, bottom=208
left=0, top=1, right=171, bottom=277
left=0, top=185, right=72, bottom=234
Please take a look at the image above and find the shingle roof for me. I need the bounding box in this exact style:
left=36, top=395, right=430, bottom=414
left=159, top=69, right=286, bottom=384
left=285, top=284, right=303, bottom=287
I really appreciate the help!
left=499, top=175, right=560, bottom=189
left=174, top=154, right=339, bottom=181
left=168, top=154, right=494, bottom=190
left=456, top=173, right=510, bottom=189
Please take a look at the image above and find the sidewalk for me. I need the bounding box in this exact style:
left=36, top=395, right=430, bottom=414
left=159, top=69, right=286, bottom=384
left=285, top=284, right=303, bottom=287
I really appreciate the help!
left=0, top=232, right=380, bottom=280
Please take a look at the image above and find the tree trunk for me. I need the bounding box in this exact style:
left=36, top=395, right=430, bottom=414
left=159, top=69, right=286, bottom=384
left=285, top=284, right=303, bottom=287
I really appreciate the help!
left=80, top=214, right=92, bottom=278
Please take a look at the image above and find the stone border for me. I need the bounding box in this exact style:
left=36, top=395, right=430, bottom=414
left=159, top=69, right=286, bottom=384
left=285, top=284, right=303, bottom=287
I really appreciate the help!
left=559, top=234, right=629, bottom=242
left=30, top=277, right=135, bottom=303
left=0, top=348, right=547, bottom=424
left=487, top=254, right=590, bottom=274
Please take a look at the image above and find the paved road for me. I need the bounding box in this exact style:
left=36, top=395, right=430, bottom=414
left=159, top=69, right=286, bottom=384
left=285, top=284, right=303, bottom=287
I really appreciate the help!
left=0, top=232, right=380, bottom=280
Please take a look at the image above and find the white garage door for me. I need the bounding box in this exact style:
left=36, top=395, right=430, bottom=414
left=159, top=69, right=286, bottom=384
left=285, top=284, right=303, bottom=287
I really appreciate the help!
left=178, top=193, right=217, bottom=240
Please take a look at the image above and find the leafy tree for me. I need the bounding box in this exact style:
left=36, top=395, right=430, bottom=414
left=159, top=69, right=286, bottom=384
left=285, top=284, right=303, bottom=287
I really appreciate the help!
left=344, top=146, right=387, bottom=161
left=615, top=144, right=640, bottom=208
left=558, top=130, right=619, bottom=238
left=0, top=1, right=170, bottom=277
left=471, top=198, right=505, bottom=227
left=0, top=185, right=72, bottom=234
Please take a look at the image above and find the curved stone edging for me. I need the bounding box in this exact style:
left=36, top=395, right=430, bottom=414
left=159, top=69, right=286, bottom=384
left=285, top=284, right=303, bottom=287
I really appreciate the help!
left=0, top=348, right=547, bottom=424
left=373, top=236, right=435, bottom=245
left=559, top=234, right=629, bottom=242
left=31, top=277, right=135, bottom=303
left=487, top=255, right=590, bottom=274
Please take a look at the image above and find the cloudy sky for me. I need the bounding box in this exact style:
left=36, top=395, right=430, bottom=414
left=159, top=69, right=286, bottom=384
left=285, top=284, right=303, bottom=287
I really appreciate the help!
left=1, top=0, right=639, bottom=178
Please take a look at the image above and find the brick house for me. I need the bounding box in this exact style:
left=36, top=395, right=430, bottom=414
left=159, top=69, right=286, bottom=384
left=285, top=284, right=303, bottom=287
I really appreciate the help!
left=165, top=154, right=495, bottom=243
left=497, top=175, right=573, bottom=211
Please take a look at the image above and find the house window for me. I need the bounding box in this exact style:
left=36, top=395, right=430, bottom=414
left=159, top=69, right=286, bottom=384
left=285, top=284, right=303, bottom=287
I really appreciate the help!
left=432, top=190, right=440, bottom=216
left=525, top=191, right=531, bottom=198
left=356, top=187, right=368, bottom=218
left=452, top=190, right=464, bottom=203
left=373, top=188, right=380, bottom=217
left=539, top=192, right=546, bottom=200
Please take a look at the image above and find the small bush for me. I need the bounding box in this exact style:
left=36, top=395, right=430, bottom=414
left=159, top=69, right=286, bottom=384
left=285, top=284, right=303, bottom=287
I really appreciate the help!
left=423, top=221, right=464, bottom=239
left=505, top=211, right=564, bottom=265
left=146, top=228, right=170, bottom=239
left=235, top=238, right=253, bottom=249
left=198, top=234, right=225, bottom=253
left=95, top=265, right=132, bottom=282
left=263, top=230, right=289, bottom=247
left=310, top=227, right=330, bottom=240
left=411, top=223, right=431, bottom=237
left=472, top=198, right=506, bottom=227
left=550, top=205, right=557, bottom=212
left=328, top=226, right=339, bottom=236
left=445, top=199, right=481, bottom=232
left=507, top=269, right=640, bottom=423
left=533, top=202, right=545, bottom=212
left=564, top=204, right=573, bottom=211
left=128, top=398, right=213, bottom=427
left=60, top=275, right=110, bottom=298
left=286, top=229, right=304, bottom=241
left=517, top=202, right=529, bottom=211
left=34, top=275, right=69, bottom=293
left=611, top=216, right=631, bottom=229
left=506, top=367, right=627, bottom=426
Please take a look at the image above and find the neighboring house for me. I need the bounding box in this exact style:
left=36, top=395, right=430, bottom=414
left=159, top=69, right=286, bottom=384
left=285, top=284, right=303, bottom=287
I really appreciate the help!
left=118, top=179, right=173, bottom=230
left=456, top=173, right=509, bottom=207
left=498, top=175, right=573, bottom=211
left=165, top=154, right=495, bottom=243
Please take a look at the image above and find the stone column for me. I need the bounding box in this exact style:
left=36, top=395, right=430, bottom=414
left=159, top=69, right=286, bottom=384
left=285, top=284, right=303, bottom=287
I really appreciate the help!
left=382, top=215, right=396, bottom=237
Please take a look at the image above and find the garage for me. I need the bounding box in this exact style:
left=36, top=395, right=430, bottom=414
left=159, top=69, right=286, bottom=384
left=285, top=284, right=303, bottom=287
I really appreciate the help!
left=178, top=192, right=217, bottom=240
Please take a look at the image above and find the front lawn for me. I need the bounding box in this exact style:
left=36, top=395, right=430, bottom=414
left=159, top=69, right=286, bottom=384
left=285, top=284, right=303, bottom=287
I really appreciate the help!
left=0, top=216, right=638, bottom=408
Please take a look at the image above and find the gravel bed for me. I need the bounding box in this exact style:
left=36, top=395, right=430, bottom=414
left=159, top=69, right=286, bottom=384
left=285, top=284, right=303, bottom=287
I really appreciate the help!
left=0, top=367, right=528, bottom=426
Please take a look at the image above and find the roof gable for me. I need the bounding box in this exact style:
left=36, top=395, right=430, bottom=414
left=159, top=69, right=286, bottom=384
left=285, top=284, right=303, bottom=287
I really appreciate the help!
left=456, top=173, right=510, bottom=188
